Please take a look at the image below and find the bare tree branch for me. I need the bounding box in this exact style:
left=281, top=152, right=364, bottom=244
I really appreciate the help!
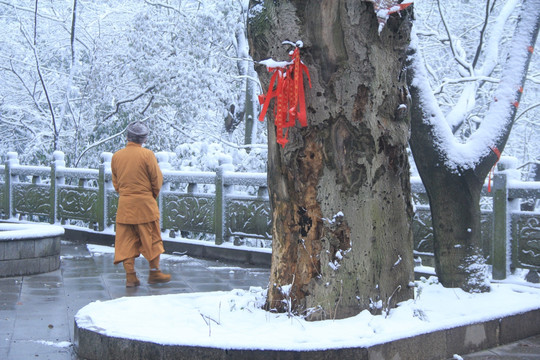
left=527, top=74, right=540, bottom=85
left=75, top=128, right=127, bottom=167
left=195, top=129, right=267, bottom=150
left=144, top=0, right=186, bottom=17
left=0, top=0, right=62, bottom=22
left=59, top=0, right=78, bottom=141
left=75, top=117, right=149, bottom=166
left=157, top=114, right=265, bottom=150
left=70, top=0, right=77, bottom=66
left=0, top=53, right=85, bottom=79
left=434, top=75, right=499, bottom=95
left=514, top=102, right=540, bottom=124
left=33, top=0, right=59, bottom=150
left=102, top=85, right=156, bottom=122
left=0, top=115, right=38, bottom=137
left=140, top=95, right=154, bottom=115
left=472, top=0, right=493, bottom=68
left=437, top=0, right=472, bottom=74
left=8, top=60, right=46, bottom=114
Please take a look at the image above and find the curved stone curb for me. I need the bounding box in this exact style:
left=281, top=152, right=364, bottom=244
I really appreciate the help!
left=74, top=308, right=540, bottom=360
left=0, top=223, right=64, bottom=277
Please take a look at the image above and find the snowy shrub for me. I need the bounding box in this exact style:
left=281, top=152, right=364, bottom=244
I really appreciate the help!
left=173, top=141, right=266, bottom=173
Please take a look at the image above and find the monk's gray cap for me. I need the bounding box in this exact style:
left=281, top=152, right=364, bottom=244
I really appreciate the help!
left=127, top=121, right=149, bottom=137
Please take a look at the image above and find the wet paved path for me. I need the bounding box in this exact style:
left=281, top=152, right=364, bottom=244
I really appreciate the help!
left=1, top=239, right=539, bottom=359
left=462, top=334, right=540, bottom=359
left=1, top=240, right=270, bottom=359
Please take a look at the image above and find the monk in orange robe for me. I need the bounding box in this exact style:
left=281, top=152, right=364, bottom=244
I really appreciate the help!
left=111, top=121, right=171, bottom=287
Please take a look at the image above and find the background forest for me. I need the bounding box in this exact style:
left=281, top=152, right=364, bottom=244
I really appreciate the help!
left=0, top=0, right=538, bottom=180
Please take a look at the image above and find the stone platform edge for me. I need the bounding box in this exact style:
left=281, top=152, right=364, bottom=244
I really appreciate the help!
left=74, top=307, right=540, bottom=360
left=0, top=232, right=62, bottom=278
left=63, top=227, right=272, bottom=266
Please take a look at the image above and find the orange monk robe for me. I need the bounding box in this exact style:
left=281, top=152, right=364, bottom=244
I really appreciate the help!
left=111, top=142, right=164, bottom=264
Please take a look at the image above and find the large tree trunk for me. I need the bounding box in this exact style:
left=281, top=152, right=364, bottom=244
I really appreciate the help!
left=248, top=0, right=414, bottom=320
left=409, top=110, right=492, bottom=292
left=407, top=62, right=492, bottom=291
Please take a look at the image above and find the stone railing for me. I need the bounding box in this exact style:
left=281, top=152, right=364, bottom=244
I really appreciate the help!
left=0, top=151, right=271, bottom=249
left=0, top=151, right=539, bottom=279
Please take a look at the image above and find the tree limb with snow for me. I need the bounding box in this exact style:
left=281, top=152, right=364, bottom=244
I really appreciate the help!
left=408, top=0, right=540, bottom=291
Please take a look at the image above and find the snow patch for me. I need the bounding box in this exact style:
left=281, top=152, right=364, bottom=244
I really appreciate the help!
left=0, top=223, right=64, bottom=240
left=32, top=340, right=72, bottom=348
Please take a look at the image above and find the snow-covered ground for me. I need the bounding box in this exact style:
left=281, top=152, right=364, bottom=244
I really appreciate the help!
left=75, top=244, right=540, bottom=351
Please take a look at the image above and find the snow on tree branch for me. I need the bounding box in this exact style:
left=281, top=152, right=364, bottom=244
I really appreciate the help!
left=472, top=0, right=540, bottom=151
left=443, top=0, right=519, bottom=131
left=409, top=0, right=540, bottom=171
left=477, top=0, right=520, bottom=77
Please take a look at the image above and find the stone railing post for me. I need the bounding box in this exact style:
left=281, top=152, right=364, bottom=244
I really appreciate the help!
left=4, top=152, right=19, bottom=220
left=156, top=152, right=172, bottom=231
left=98, top=152, right=113, bottom=231
left=215, top=154, right=234, bottom=245
left=256, top=185, right=269, bottom=238
left=491, top=156, right=519, bottom=280
left=491, top=172, right=507, bottom=280
left=50, top=151, right=65, bottom=224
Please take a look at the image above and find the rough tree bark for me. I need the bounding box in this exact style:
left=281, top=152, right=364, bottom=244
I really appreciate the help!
left=248, top=0, right=414, bottom=320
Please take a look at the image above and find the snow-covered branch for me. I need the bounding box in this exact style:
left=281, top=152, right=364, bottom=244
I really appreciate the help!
left=443, top=0, right=520, bottom=131
left=477, top=0, right=520, bottom=77
left=472, top=0, right=540, bottom=152
left=410, top=0, right=540, bottom=170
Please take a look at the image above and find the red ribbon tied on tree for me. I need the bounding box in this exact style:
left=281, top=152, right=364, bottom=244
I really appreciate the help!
left=487, top=146, right=501, bottom=193
left=258, top=42, right=311, bottom=147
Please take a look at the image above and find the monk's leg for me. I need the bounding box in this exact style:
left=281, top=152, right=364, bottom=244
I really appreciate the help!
left=114, top=223, right=142, bottom=263
left=122, top=257, right=140, bottom=287
left=137, top=221, right=170, bottom=284
left=114, top=223, right=142, bottom=287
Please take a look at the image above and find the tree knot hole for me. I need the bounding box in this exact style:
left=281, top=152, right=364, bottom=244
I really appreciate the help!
left=297, top=206, right=312, bottom=237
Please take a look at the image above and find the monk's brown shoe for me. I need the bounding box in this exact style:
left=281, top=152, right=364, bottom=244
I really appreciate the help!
left=126, top=272, right=140, bottom=288
left=148, top=269, right=171, bottom=284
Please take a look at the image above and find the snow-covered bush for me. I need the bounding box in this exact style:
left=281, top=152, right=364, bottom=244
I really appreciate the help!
left=173, top=141, right=267, bottom=173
